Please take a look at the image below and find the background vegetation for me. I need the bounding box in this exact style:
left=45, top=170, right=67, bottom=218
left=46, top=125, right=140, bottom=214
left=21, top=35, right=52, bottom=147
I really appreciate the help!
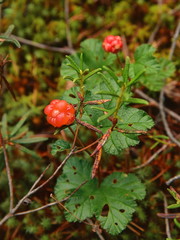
left=0, top=0, right=179, bottom=239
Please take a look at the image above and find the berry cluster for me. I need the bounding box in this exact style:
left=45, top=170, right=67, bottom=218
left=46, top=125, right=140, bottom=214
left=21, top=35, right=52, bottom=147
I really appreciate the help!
left=44, top=100, right=75, bottom=127
left=102, top=35, right=123, bottom=54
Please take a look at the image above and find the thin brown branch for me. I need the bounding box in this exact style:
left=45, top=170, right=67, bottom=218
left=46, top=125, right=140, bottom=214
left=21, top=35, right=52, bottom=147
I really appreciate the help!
left=148, top=20, right=162, bottom=44
left=169, top=20, right=180, bottom=60
left=75, top=118, right=103, bottom=134
left=166, top=175, right=180, bottom=186
left=159, top=20, right=180, bottom=147
left=68, top=126, right=92, bottom=156
left=11, top=34, right=75, bottom=54
left=135, top=89, right=180, bottom=122
left=14, top=202, right=57, bottom=216
left=0, top=148, right=75, bottom=226
left=127, top=224, right=141, bottom=236
left=163, top=193, right=172, bottom=239
left=14, top=180, right=87, bottom=217
left=130, top=221, right=144, bottom=232
left=29, top=164, right=51, bottom=192
left=86, top=218, right=105, bottom=240
left=159, top=89, right=180, bottom=147
left=2, top=75, right=16, bottom=101
left=0, top=133, right=14, bottom=212
left=29, top=147, right=76, bottom=195
left=115, top=128, right=148, bottom=134
left=130, top=144, right=168, bottom=171
left=64, top=0, right=73, bottom=48
left=73, top=138, right=101, bottom=154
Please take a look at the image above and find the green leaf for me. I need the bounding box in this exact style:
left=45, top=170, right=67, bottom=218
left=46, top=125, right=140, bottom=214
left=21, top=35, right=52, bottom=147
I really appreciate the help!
left=1, top=114, right=8, bottom=139
left=10, top=111, right=31, bottom=137
left=130, top=44, right=162, bottom=91
left=134, top=44, right=156, bottom=61
left=80, top=39, right=116, bottom=69
left=167, top=203, right=180, bottom=209
left=125, top=97, right=149, bottom=105
left=81, top=91, right=111, bottom=128
left=158, top=58, right=175, bottom=79
left=61, top=53, right=86, bottom=80
left=83, top=68, right=102, bottom=81
left=95, top=91, right=119, bottom=98
left=131, top=44, right=175, bottom=91
left=0, top=151, right=5, bottom=172
left=61, top=39, right=116, bottom=89
left=55, top=157, right=146, bottom=235
left=103, top=105, right=154, bottom=155
left=51, top=140, right=71, bottom=156
left=103, top=131, right=139, bottom=156
left=0, top=26, right=21, bottom=48
left=174, top=218, right=180, bottom=229
left=127, top=69, right=145, bottom=87
left=97, top=72, right=115, bottom=92
left=13, top=136, right=48, bottom=144
left=3, top=25, right=15, bottom=36
left=97, top=108, right=116, bottom=122
left=102, top=66, right=118, bottom=83
left=17, top=145, right=41, bottom=159
left=66, top=55, right=81, bottom=74
left=122, top=56, right=130, bottom=84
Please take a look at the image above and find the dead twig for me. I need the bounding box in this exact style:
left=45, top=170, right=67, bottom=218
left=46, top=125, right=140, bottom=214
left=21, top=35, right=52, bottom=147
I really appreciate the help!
left=14, top=179, right=88, bottom=217
left=163, top=193, right=172, bottom=239
left=135, top=89, right=180, bottom=122
left=64, top=0, right=73, bottom=48
left=159, top=20, right=180, bottom=147
left=0, top=148, right=75, bottom=226
left=130, top=144, right=168, bottom=171
left=11, top=34, right=75, bottom=54
left=169, top=20, right=180, bottom=61
left=86, top=218, right=105, bottom=240
left=159, top=90, right=180, bottom=147
left=0, top=133, right=14, bottom=212
left=166, top=175, right=180, bottom=186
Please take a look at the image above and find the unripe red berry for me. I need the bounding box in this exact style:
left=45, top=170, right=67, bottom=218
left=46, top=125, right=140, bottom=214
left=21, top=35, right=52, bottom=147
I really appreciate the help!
left=44, top=100, right=75, bottom=127
left=102, top=35, right=123, bottom=54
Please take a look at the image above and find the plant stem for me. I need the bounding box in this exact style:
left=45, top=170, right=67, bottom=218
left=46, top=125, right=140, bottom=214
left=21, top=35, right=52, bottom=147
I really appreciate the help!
left=0, top=133, right=14, bottom=212
left=113, top=84, right=125, bottom=119
left=116, top=53, right=123, bottom=68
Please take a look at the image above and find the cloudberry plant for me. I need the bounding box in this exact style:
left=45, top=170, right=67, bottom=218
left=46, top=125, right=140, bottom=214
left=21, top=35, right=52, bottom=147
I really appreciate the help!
left=44, top=99, right=75, bottom=128
left=102, top=35, right=123, bottom=53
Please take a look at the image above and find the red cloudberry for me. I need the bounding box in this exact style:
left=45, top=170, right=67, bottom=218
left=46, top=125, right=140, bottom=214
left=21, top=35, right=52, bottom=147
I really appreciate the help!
left=44, top=100, right=75, bottom=127
left=102, top=35, right=123, bottom=54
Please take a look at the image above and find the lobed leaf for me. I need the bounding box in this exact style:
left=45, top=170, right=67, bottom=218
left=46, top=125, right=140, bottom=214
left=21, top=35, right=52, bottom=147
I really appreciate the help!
left=54, top=158, right=146, bottom=235
left=51, top=140, right=71, bottom=156
left=103, top=105, right=154, bottom=155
